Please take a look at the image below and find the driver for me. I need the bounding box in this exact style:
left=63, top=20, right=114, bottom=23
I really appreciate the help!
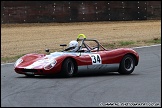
left=68, top=40, right=79, bottom=52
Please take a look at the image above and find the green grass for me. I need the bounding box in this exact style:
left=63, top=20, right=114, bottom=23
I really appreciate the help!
left=1, top=38, right=161, bottom=63
left=102, top=38, right=161, bottom=49
left=145, top=37, right=161, bottom=44
left=103, top=43, right=116, bottom=48
left=119, top=41, right=135, bottom=46
left=1, top=54, right=25, bottom=63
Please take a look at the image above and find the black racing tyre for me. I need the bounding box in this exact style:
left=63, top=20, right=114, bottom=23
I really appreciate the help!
left=118, top=54, right=135, bottom=75
left=61, top=58, right=77, bottom=77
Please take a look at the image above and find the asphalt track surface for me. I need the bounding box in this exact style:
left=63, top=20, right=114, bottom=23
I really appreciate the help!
left=1, top=45, right=161, bottom=107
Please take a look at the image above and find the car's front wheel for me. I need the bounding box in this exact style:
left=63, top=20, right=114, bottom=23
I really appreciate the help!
left=61, top=58, right=77, bottom=77
left=118, top=54, right=135, bottom=75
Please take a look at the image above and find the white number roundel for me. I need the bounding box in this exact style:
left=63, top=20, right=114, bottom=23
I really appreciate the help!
left=89, top=54, right=102, bottom=65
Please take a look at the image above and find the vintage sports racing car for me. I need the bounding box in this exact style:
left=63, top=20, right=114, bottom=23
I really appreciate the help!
left=14, top=34, right=139, bottom=77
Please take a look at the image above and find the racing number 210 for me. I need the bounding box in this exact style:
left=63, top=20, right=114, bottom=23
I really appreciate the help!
left=90, top=54, right=102, bottom=65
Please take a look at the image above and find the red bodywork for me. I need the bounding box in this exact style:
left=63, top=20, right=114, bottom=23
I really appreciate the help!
left=14, top=48, right=139, bottom=75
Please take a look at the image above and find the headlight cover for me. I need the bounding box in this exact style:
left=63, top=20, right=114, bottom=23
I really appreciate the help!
left=44, top=59, right=57, bottom=70
left=14, top=58, right=23, bottom=67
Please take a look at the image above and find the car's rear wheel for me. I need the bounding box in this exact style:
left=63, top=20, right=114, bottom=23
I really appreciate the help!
left=61, top=58, right=77, bottom=77
left=118, top=54, right=135, bottom=75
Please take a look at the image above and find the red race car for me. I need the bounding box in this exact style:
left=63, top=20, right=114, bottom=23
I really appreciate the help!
left=14, top=34, right=139, bottom=77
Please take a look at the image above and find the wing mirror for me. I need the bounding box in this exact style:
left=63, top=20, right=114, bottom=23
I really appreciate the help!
left=60, top=44, right=67, bottom=50
left=60, top=44, right=67, bottom=47
left=45, top=49, right=50, bottom=53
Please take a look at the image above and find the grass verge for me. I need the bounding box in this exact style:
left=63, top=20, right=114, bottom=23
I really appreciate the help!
left=1, top=38, right=161, bottom=64
left=1, top=54, right=25, bottom=64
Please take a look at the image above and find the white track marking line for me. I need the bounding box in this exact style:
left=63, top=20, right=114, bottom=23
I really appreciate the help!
left=1, top=44, right=161, bottom=65
left=132, top=44, right=161, bottom=49
left=1, top=62, right=15, bottom=66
